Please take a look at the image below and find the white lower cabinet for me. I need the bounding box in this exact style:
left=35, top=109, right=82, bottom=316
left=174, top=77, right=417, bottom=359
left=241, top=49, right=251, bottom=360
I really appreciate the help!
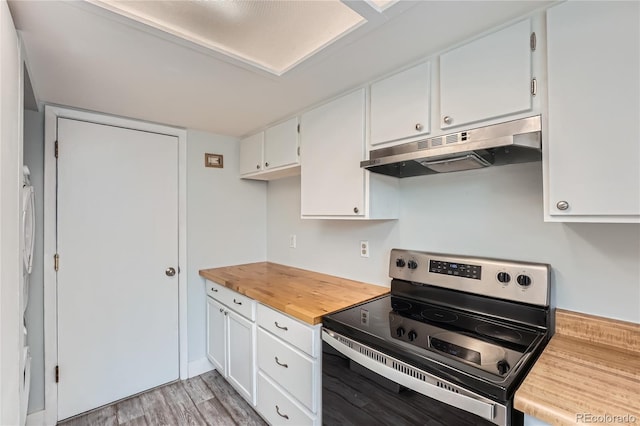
left=256, top=304, right=322, bottom=425
left=258, top=329, right=315, bottom=412
left=227, top=310, right=255, bottom=402
left=257, top=371, right=316, bottom=426
left=205, top=281, right=257, bottom=405
left=206, top=283, right=322, bottom=424
left=206, top=297, right=226, bottom=374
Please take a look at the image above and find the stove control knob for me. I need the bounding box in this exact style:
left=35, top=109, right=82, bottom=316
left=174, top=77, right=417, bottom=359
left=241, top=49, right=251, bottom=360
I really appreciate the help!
left=516, top=274, right=532, bottom=287
left=396, top=327, right=406, bottom=338
left=407, top=260, right=418, bottom=270
left=497, top=272, right=511, bottom=284
left=497, top=360, right=510, bottom=375
left=408, top=330, right=417, bottom=342
left=396, top=258, right=406, bottom=268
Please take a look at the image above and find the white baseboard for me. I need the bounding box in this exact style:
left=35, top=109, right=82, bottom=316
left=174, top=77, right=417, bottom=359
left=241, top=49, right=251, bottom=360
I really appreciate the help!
left=187, top=357, right=214, bottom=379
left=26, top=410, right=47, bottom=426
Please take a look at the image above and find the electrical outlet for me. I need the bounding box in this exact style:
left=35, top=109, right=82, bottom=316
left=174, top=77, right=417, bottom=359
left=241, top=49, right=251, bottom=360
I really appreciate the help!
left=360, top=240, right=369, bottom=258
left=289, top=234, right=297, bottom=248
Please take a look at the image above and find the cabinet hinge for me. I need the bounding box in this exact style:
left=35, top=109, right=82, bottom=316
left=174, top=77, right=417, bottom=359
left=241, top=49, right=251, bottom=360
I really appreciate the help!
left=55, top=365, right=59, bottom=383
left=54, top=140, right=59, bottom=158
left=530, top=32, right=536, bottom=51
left=530, top=78, right=537, bottom=96
left=54, top=253, right=59, bottom=272
left=297, top=123, right=300, bottom=133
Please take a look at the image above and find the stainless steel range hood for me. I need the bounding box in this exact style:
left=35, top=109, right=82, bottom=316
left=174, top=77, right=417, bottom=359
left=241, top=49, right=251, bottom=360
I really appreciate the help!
left=361, top=116, right=542, bottom=178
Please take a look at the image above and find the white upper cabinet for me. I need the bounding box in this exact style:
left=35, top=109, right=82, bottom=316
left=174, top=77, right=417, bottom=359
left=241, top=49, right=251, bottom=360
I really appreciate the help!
left=370, top=61, right=431, bottom=145
left=545, top=1, right=639, bottom=222
left=301, top=89, right=398, bottom=219
left=439, top=19, right=533, bottom=130
left=264, top=117, right=299, bottom=171
left=240, top=117, right=300, bottom=180
left=239, top=132, right=264, bottom=175
left=301, top=89, right=365, bottom=217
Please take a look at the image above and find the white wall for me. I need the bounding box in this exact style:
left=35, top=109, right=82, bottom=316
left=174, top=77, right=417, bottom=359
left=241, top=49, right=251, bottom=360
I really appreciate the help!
left=23, top=109, right=43, bottom=413
left=186, top=129, right=267, bottom=362
left=267, top=176, right=399, bottom=285
left=266, top=163, right=640, bottom=323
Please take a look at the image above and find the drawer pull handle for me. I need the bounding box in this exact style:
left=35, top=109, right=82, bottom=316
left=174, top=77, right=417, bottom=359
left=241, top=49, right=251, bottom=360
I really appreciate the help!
left=274, top=357, right=288, bottom=368
left=274, top=321, right=288, bottom=331
left=275, top=405, right=289, bottom=420
left=233, top=299, right=242, bottom=305
left=210, top=288, right=218, bottom=292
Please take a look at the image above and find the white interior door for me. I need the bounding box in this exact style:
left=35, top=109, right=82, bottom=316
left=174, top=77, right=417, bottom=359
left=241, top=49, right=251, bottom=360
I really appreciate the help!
left=56, top=118, right=179, bottom=420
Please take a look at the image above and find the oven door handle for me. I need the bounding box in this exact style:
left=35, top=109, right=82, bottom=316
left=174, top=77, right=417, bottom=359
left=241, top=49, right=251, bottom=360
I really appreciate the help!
left=323, top=330, right=498, bottom=423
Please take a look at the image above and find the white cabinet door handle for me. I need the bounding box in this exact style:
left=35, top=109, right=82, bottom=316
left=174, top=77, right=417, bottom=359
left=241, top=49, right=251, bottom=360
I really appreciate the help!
left=274, top=357, right=288, bottom=368
left=274, top=321, right=288, bottom=331
left=275, top=405, right=289, bottom=420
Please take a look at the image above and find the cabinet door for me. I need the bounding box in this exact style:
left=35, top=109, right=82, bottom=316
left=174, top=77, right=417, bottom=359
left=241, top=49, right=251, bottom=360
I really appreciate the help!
left=440, top=19, right=532, bottom=129
left=256, top=372, right=316, bottom=426
left=206, top=297, right=226, bottom=375
left=227, top=310, right=255, bottom=404
left=257, top=329, right=315, bottom=412
left=265, top=117, right=299, bottom=170
left=371, top=62, right=431, bottom=145
left=301, top=89, right=365, bottom=217
left=546, top=1, right=639, bottom=220
left=239, top=132, right=264, bottom=175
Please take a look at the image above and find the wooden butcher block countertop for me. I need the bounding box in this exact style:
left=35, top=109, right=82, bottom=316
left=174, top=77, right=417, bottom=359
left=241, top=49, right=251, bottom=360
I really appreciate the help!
left=515, top=309, right=640, bottom=425
left=199, top=262, right=389, bottom=325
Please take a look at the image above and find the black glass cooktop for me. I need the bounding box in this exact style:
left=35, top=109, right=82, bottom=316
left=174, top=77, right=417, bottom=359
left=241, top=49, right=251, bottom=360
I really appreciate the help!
left=323, top=293, right=548, bottom=402
left=389, top=296, right=540, bottom=349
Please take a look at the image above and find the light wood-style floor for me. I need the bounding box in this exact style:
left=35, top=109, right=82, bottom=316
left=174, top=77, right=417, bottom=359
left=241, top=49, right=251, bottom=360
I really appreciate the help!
left=57, top=371, right=267, bottom=426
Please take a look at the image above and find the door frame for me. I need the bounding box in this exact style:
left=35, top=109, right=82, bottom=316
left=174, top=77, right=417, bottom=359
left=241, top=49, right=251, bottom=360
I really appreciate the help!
left=42, top=105, right=188, bottom=424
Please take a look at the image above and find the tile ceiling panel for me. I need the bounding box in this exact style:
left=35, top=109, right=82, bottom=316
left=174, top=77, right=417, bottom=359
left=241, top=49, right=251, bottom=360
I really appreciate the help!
left=97, top=0, right=366, bottom=74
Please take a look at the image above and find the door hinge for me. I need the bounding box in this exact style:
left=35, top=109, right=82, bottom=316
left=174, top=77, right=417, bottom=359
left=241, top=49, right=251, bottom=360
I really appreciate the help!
left=54, top=253, right=59, bottom=271
left=530, top=32, right=536, bottom=51
left=54, top=140, right=59, bottom=158
left=530, top=78, right=537, bottom=96
left=297, top=146, right=300, bottom=156
left=55, top=365, right=59, bottom=383
left=297, top=123, right=300, bottom=133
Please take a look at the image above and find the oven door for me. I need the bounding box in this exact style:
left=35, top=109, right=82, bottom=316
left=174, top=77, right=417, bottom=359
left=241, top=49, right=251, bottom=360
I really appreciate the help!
left=322, top=329, right=520, bottom=426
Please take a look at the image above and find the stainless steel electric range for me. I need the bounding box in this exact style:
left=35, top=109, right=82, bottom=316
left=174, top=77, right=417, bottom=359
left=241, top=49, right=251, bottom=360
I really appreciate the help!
left=322, top=249, right=551, bottom=426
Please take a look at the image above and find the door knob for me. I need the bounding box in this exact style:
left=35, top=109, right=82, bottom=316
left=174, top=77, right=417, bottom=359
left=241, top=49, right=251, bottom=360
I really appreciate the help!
left=165, top=267, right=176, bottom=277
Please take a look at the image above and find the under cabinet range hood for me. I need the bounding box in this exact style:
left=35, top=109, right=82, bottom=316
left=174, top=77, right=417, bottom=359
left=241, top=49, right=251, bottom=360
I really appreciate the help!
left=361, top=115, right=542, bottom=178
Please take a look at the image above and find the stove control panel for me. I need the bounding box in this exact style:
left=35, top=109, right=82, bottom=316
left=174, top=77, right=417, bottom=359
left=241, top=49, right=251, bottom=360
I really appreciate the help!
left=429, top=259, right=481, bottom=280
left=389, top=249, right=551, bottom=307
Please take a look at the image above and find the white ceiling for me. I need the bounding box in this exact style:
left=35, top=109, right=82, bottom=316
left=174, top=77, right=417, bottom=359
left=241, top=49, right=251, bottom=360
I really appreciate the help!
left=9, top=1, right=550, bottom=138
left=89, top=0, right=368, bottom=75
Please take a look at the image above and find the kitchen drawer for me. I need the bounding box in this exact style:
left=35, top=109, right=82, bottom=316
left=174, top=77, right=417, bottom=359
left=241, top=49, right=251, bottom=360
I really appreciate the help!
left=257, top=371, right=317, bottom=426
left=206, top=280, right=256, bottom=321
left=257, top=328, right=316, bottom=412
left=257, top=304, right=316, bottom=356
